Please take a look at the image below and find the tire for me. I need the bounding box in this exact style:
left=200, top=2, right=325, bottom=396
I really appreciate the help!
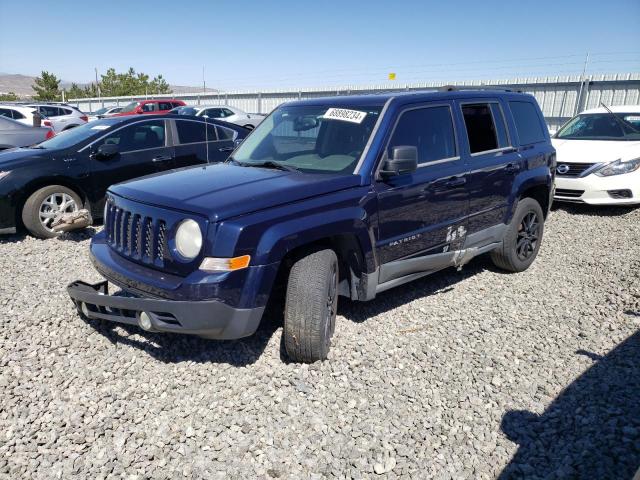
left=22, top=185, right=82, bottom=239
left=491, top=197, right=545, bottom=272
left=283, top=249, right=339, bottom=363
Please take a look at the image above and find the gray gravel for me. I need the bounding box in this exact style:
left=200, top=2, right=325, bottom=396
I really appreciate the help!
left=1, top=204, right=639, bottom=479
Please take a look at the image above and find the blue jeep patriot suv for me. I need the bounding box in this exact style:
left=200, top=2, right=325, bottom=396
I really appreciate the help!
left=68, top=89, right=555, bottom=363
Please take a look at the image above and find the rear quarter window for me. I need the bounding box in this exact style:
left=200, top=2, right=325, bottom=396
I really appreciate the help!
left=509, top=101, right=546, bottom=145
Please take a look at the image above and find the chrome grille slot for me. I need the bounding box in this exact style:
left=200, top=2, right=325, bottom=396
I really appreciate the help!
left=157, top=221, right=166, bottom=262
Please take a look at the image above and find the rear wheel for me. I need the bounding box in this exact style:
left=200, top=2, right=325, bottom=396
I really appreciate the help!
left=22, top=185, right=82, bottom=239
left=283, top=249, right=338, bottom=363
left=491, top=197, right=544, bottom=272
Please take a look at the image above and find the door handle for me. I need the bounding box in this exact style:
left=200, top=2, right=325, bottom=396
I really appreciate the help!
left=218, top=146, right=234, bottom=152
left=504, top=162, right=521, bottom=173
left=152, top=155, right=172, bottom=162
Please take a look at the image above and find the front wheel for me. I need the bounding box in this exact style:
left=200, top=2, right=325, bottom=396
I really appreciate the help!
left=22, top=185, right=82, bottom=239
left=491, top=197, right=545, bottom=272
left=283, top=249, right=339, bottom=363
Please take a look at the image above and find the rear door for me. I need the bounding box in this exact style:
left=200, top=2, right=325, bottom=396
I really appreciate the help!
left=88, top=119, right=173, bottom=206
left=458, top=99, right=521, bottom=242
left=374, top=102, right=469, bottom=283
left=172, top=118, right=226, bottom=167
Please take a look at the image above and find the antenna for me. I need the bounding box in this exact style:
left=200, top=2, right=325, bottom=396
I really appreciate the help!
left=205, top=112, right=210, bottom=164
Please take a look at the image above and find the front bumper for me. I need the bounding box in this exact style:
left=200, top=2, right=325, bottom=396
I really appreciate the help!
left=554, top=170, right=640, bottom=205
left=68, top=280, right=265, bottom=339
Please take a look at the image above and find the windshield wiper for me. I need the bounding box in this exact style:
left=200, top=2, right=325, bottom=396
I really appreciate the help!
left=246, top=160, right=300, bottom=172
left=600, top=102, right=640, bottom=134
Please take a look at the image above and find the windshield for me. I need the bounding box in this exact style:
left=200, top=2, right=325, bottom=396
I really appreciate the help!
left=556, top=112, right=640, bottom=141
left=171, top=106, right=198, bottom=116
left=34, top=120, right=114, bottom=149
left=232, top=104, right=382, bottom=174
left=121, top=102, right=140, bottom=113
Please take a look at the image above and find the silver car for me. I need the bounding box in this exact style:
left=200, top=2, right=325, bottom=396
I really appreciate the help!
left=169, top=105, right=265, bottom=129
left=0, top=116, right=55, bottom=150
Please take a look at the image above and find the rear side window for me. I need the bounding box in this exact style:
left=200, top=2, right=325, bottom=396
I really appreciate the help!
left=388, top=106, right=457, bottom=164
left=509, top=101, right=546, bottom=145
left=175, top=120, right=218, bottom=144
left=0, top=108, right=12, bottom=119
left=216, top=125, right=236, bottom=141
left=141, top=103, right=157, bottom=112
left=158, top=102, right=173, bottom=111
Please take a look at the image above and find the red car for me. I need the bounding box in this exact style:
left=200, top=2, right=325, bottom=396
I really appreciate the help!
left=112, top=99, right=186, bottom=117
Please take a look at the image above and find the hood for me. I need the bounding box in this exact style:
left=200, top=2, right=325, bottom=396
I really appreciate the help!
left=551, top=138, right=640, bottom=164
left=110, top=163, right=362, bottom=222
left=0, top=147, right=52, bottom=170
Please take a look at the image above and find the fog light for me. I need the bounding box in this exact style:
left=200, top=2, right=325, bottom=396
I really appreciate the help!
left=80, top=302, right=90, bottom=317
left=139, top=312, right=153, bottom=331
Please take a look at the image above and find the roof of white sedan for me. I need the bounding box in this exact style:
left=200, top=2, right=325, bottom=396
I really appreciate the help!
left=581, top=105, right=640, bottom=114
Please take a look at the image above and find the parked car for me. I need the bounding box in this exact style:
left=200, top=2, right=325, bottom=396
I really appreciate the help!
left=169, top=105, right=265, bottom=129
left=67, top=89, right=554, bottom=363
left=111, top=100, right=186, bottom=117
left=25, top=104, right=88, bottom=132
left=552, top=105, right=640, bottom=205
left=0, top=105, right=53, bottom=129
left=87, top=106, right=124, bottom=122
left=0, top=115, right=248, bottom=238
left=0, top=116, right=55, bottom=150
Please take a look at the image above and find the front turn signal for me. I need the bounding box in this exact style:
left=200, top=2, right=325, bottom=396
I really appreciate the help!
left=199, top=255, right=251, bottom=272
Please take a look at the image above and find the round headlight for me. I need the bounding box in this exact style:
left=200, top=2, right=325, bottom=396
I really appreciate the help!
left=175, top=219, right=202, bottom=260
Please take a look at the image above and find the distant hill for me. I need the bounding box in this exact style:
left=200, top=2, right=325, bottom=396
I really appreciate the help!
left=0, top=73, right=214, bottom=98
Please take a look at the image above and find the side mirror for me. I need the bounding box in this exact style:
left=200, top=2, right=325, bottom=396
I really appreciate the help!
left=94, top=143, right=119, bottom=160
left=380, top=146, right=418, bottom=177
left=234, top=138, right=243, bottom=147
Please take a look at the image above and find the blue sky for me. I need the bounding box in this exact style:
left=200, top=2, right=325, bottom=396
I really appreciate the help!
left=0, top=0, right=638, bottom=91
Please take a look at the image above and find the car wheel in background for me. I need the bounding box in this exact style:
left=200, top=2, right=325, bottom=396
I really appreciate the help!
left=491, top=197, right=545, bottom=272
left=22, top=185, right=82, bottom=239
left=283, top=248, right=339, bottom=363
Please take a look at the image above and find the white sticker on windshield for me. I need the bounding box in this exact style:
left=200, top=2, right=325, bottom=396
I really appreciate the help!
left=624, top=115, right=640, bottom=122
left=91, top=125, right=110, bottom=130
left=323, top=108, right=367, bottom=124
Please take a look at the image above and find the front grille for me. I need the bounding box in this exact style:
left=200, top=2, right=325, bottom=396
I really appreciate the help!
left=556, top=162, right=595, bottom=177
left=555, top=188, right=585, bottom=198
left=105, top=202, right=167, bottom=266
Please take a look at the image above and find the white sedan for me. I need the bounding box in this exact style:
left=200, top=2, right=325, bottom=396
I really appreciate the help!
left=169, top=105, right=265, bottom=129
left=552, top=105, right=640, bottom=205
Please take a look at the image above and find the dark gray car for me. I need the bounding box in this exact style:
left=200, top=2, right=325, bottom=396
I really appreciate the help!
left=0, top=116, right=54, bottom=150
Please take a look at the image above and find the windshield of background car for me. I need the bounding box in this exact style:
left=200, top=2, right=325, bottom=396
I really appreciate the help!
left=556, top=113, right=640, bottom=141
left=121, top=102, right=140, bottom=113
left=35, top=120, right=114, bottom=149
left=232, top=105, right=382, bottom=174
left=172, top=106, right=198, bottom=115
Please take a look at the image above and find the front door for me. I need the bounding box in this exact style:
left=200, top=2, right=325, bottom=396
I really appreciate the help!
left=374, top=103, right=469, bottom=284
left=88, top=119, right=173, bottom=208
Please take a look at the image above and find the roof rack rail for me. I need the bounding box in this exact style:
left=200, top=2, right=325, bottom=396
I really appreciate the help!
left=438, top=85, right=524, bottom=93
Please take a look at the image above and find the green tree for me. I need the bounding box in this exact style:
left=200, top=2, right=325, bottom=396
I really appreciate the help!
left=66, top=83, right=86, bottom=99
left=32, top=71, right=61, bottom=101
left=0, top=92, right=19, bottom=101
left=149, top=74, right=171, bottom=94
left=99, top=67, right=172, bottom=97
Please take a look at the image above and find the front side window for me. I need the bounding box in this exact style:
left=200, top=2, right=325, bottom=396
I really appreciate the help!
left=222, top=108, right=235, bottom=117
left=232, top=104, right=382, bottom=174
left=509, top=101, right=546, bottom=145
left=141, top=103, right=157, bottom=113
left=175, top=120, right=217, bottom=144
left=388, top=106, right=457, bottom=164
left=216, top=125, right=236, bottom=141
left=205, top=108, right=224, bottom=118
left=556, top=112, right=640, bottom=141
left=158, top=102, right=173, bottom=111
left=96, top=120, right=166, bottom=152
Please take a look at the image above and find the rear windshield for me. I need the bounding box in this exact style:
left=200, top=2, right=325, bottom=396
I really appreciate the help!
left=556, top=112, right=640, bottom=141
left=121, top=102, right=140, bottom=113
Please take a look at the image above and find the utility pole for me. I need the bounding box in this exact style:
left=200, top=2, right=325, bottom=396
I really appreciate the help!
left=203, top=65, right=206, bottom=94
left=575, top=52, right=590, bottom=115
left=95, top=67, right=101, bottom=100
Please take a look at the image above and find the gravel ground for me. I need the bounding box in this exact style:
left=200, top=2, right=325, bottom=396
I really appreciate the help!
left=1, top=204, right=639, bottom=479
